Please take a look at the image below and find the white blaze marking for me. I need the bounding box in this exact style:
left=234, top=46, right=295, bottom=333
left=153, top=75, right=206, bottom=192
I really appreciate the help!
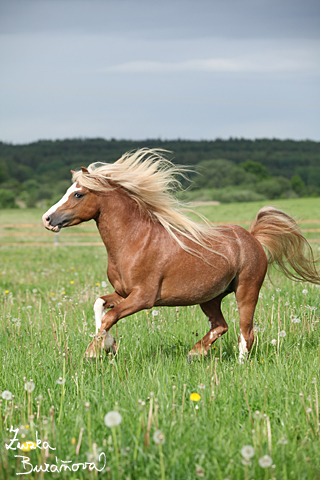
left=45, top=183, right=82, bottom=218
left=209, top=332, right=214, bottom=340
left=239, top=333, right=248, bottom=364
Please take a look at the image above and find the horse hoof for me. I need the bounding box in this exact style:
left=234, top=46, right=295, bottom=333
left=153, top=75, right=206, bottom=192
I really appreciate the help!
left=187, top=353, right=199, bottom=363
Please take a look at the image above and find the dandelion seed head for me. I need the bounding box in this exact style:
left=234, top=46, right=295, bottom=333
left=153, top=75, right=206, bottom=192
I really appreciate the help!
left=24, top=382, right=35, bottom=393
left=258, top=455, right=273, bottom=468
left=153, top=429, right=165, bottom=445
left=279, top=330, right=286, bottom=338
left=2, top=390, right=12, bottom=400
left=278, top=436, right=288, bottom=444
left=270, top=339, right=277, bottom=346
left=104, top=411, right=122, bottom=428
left=241, top=445, right=255, bottom=459
left=302, top=289, right=308, bottom=295
left=56, top=378, right=66, bottom=385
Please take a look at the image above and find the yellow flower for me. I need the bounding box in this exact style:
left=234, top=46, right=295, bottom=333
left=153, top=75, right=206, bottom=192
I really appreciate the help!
left=25, top=425, right=29, bottom=429
left=71, top=437, right=76, bottom=445
left=96, top=282, right=100, bottom=286
left=5, top=290, right=9, bottom=294
left=70, top=281, right=74, bottom=284
left=62, top=291, right=65, bottom=294
left=190, top=392, right=201, bottom=402
left=20, top=441, right=36, bottom=452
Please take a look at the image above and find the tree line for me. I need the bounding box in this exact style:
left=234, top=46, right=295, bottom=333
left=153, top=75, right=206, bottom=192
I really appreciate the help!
left=0, top=138, right=319, bottom=207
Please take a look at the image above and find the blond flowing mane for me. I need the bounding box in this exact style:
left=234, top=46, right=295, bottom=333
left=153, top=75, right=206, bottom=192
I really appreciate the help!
left=72, top=149, right=225, bottom=258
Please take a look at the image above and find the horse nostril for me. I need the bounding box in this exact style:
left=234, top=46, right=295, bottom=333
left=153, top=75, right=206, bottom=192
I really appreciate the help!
left=46, top=216, right=51, bottom=223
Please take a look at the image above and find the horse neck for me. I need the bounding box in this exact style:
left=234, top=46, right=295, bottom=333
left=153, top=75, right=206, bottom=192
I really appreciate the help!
left=95, top=189, right=147, bottom=259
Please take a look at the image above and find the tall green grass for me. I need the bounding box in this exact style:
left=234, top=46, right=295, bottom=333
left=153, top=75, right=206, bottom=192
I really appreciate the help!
left=0, top=203, right=320, bottom=479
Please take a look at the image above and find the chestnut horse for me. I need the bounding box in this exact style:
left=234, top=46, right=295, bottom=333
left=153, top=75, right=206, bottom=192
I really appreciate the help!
left=42, top=149, right=320, bottom=362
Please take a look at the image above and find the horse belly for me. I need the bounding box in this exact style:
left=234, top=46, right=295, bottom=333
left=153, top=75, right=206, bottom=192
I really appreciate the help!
left=154, top=265, right=236, bottom=307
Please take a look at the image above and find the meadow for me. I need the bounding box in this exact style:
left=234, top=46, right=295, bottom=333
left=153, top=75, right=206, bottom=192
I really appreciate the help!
left=1, top=198, right=320, bottom=479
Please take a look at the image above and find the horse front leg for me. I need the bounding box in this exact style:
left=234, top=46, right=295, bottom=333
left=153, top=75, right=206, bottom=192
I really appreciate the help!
left=84, top=289, right=154, bottom=359
left=85, top=292, right=125, bottom=359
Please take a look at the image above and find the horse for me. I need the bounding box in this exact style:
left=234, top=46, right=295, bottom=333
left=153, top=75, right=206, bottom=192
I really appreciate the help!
left=42, top=149, right=320, bottom=362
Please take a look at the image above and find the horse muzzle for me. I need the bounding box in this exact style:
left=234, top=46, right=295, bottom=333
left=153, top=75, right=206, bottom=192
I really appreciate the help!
left=42, top=212, right=71, bottom=232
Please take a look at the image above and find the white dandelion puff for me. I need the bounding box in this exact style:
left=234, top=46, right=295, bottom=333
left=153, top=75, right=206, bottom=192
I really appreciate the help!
left=104, top=411, right=122, bottom=428
left=2, top=390, right=12, bottom=400
left=24, top=382, right=35, bottom=393
left=278, top=436, right=288, bottom=445
left=292, top=318, right=301, bottom=324
left=56, top=378, right=66, bottom=385
left=270, top=339, right=277, bottom=346
left=241, top=445, right=255, bottom=459
left=153, top=429, right=165, bottom=445
left=258, top=455, right=273, bottom=468
left=101, top=281, right=107, bottom=288
left=279, top=330, right=286, bottom=338
left=302, top=289, right=308, bottom=295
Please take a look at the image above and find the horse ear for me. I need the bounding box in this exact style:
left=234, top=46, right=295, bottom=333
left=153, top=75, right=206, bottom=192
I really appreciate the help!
left=81, top=167, right=89, bottom=174
left=70, top=170, right=75, bottom=174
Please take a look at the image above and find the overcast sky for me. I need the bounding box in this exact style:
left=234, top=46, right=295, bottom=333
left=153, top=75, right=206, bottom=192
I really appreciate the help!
left=1, top=0, right=319, bottom=143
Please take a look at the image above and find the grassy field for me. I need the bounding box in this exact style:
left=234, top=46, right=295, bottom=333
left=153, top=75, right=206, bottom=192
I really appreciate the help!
left=1, top=199, right=320, bottom=479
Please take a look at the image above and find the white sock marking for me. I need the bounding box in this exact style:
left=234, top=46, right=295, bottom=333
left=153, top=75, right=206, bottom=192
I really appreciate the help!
left=239, top=333, right=248, bottom=364
left=93, top=298, right=115, bottom=349
left=94, top=298, right=105, bottom=334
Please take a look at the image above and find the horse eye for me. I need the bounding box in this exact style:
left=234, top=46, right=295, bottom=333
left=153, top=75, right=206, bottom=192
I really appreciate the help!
left=74, top=192, right=84, bottom=198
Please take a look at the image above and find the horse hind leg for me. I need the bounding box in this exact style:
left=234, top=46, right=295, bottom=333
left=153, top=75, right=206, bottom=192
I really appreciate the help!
left=187, top=295, right=228, bottom=362
left=235, top=277, right=264, bottom=364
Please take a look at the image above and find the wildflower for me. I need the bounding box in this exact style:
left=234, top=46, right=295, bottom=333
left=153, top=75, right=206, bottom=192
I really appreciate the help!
left=152, top=310, right=159, bottom=316
left=241, top=458, right=252, bottom=466
left=5, top=290, right=9, bottom=294
left=104, top=411, right=122, bottom=428
left=198, top=383, right=205, bottom=390
left=253, top=410, right=261, bottom=419
left=71, top=437, right=76, bottom=445
left=258, top=455, right=273, bottom=468
left=306, top=407, right=312, bottom=413
left=292, top=318, right=301, bottom=324
left=25, top=382, right=35, bottom=393
left=32, top=289, right=37, bottom=293
left=190, top=393, right=201, bottom=401
left=95, top=282, right=100, bottom=286
left=70, top=281, right=74, bottom=284
left=56, top=378, right=66, bottom=385
left=279, top=330, right=286, bottom=338
left=241, top=445, right=255, bottom=459
left=20, top=441, right=36, bottom=452
left=2, top=390, right=12, bottom=400
left=101, top=281, right=107, bottom=288
left=26, top=306, right=32, bottom=309
left=302, top=289, right=308, bottom=295
left=270, top=339, right=277, bottom=346
left=153, top=429, right=165, bottom=445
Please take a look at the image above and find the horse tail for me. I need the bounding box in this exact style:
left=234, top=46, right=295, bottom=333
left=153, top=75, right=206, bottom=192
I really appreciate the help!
left=249, top=206, right=320, bottom=284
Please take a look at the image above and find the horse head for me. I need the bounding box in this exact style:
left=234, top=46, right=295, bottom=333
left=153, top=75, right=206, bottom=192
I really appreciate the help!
left=42, top=169, right=99, bottom=232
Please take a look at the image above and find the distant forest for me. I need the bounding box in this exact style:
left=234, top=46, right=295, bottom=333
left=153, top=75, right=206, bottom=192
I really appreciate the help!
left=0, top=138, right=320, bottom=207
